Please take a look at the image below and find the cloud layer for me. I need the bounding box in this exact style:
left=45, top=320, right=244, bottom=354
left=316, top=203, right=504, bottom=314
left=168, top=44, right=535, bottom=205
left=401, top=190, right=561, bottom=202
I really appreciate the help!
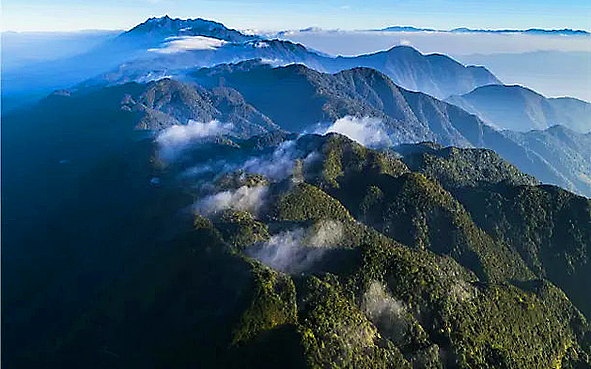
left=150, top=36, right=227, bottom=54
left=276, top=29, right=591, bottom=57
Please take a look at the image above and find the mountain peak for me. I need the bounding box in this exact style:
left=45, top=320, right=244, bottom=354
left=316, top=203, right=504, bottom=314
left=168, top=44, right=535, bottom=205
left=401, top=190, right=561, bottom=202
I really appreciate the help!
left=124, top=16, right=256, bottom=42
left=384, top=44, right=422, bottom=54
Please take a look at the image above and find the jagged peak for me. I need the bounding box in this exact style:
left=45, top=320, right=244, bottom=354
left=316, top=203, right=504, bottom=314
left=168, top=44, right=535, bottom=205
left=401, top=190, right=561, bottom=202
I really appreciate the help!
left=123, top=15, right=256, bottom=42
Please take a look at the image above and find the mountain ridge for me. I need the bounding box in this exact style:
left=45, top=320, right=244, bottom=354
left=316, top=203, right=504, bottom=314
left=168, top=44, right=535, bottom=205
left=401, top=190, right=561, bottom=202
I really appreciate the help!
left=122, top=15, right=257, bottom=43
left=446, top=84, right=591, bottom=133
left=189, top=61, right=590, bottom=197
left=4, top=74, right=591, bottom=367
left=3, top=16, right=502, bottom=107
left=4, top=14, right=591, bottom=369
left=376, top=25, right=590, bottom=35
left=12, top=132, right=590, bottom=368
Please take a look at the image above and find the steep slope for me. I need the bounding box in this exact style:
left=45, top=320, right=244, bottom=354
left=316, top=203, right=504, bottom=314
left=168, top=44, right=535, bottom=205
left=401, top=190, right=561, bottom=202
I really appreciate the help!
left=192, top=61, right=484, bottom=145
left=0, top=80, right=282, bottom=366
left=401, top=144, right=591, bottom=318
left=24, top=133, right=591, bottom=368
left=295, top=134, right=534, bottom=283
left=398, top=143, right=540, bottom=188
left=502, top=125, right=591, bottom=196
left=446, top=84, right=591, bottom=133
left=2, top=83, right=195, bottom=367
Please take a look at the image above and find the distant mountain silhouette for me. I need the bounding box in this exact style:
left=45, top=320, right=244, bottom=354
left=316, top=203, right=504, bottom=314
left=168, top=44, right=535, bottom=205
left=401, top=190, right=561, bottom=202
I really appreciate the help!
left=447, top=84, right=591, bottom=133
left=376, top=25, right=590, bottom=35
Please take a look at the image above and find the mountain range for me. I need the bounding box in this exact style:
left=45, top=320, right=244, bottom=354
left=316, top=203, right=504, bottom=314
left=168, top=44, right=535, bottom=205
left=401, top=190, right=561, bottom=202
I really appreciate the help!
left=446, top=84, right=591, bottom=133
left=189, top=61, right=591, bottom=197
left=377, top=26, right=591, bottom=35
left=3, top=15, right=500, bottom=108
left=7, top=128, right=590, bottom=368
left=3, top=15, right=591, bottom=369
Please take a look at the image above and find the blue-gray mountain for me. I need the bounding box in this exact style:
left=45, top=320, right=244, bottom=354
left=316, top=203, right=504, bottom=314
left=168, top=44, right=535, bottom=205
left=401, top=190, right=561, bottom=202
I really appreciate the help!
left=3, top=16, right=500, bottom=111
left=189, top=61, right=591, bottom=197
left=46, top=60, right=591, bottom=197
left=124, top=15, right=257, bottom=43
left=446, top=84, right=591, bottom=133
left=377, top=26, right=590, bottom=35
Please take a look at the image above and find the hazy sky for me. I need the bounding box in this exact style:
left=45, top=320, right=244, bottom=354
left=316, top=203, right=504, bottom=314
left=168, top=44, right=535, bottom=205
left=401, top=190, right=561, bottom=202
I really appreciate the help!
left=3, top=0, right=591, bottom=32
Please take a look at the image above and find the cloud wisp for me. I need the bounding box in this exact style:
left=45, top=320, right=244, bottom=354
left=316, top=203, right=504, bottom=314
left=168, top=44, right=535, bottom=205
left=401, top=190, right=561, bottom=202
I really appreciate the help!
left=194, top=185, right=269, bottom=217
left=150, top=36, right=227, bottom=54
left=362, top=280, right=412, bottom=345
left=156, top=120, right=233, bottom=161
left=318, top=116, right=392, bottom=148
left=241, top=140, right=301, bottom=180
left=246, top=220, right=345, bottom=274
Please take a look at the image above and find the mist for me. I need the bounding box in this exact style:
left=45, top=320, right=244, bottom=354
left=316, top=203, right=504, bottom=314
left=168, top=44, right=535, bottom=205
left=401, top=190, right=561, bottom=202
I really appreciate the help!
left=275, top=29, right=591, bottom=57
left=362, top=280, right=413, bottom=346
left=317, top=116, right=392, bottom=148
left=455, top=51, right=591, bottom=102
left=194, top=185, right=269, bottom=216
left=1, top=30, right=120, bottom=70
left=246, top=220, right=345, bottom=274
left=156, top=120, right=234, bottom=161
left=241, top=140, right=300, bottom=180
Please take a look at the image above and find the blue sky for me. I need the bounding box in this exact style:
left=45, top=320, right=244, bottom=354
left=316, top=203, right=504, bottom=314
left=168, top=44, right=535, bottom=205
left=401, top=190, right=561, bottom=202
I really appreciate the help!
left=3, top=0, right=591, bottom=32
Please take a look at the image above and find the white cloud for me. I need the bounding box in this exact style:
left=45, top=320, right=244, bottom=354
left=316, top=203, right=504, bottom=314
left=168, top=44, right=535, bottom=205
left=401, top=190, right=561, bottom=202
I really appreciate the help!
left=246, top=220, right=345, bottom=274
left=156, top=120, right=233, bottom=161
left=308, top=220, right=344, bottom=247
left=319, top=116, right=392, bottom=148
left=241, top=140, right=299, bottom=180
left=362, top=280, right=411, bottom=345
left=194, top=185, right=269, bottom=216
left=149, top=36, right=227, bottom=54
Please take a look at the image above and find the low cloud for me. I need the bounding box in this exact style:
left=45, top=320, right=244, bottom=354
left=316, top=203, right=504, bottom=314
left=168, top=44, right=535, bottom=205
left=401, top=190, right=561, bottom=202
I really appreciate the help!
left=150, top=36, right=227, bottom=54
left=241, top=140, right=299, bottom=180
left=246, top=220, right=344, bottom=274
left=156, top=120, right=233, bottom=161
left=193, top=185, right=268, bottom=217
left=308, top=220, right=344, bottom=247
left=362, top=280, right=412, bottom=345
left=318, top=116, right=392, bottom=148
